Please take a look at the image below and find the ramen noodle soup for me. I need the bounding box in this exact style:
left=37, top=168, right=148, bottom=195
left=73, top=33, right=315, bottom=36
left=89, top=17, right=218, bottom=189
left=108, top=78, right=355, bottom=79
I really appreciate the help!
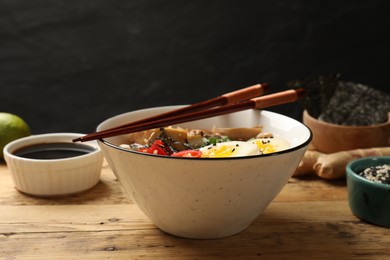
left=120, top=126, right=290, bottom=158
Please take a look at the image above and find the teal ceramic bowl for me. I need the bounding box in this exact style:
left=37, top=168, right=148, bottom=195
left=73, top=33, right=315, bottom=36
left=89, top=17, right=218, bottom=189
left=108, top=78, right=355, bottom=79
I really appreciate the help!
left=346, top=156, right=390, bottom=228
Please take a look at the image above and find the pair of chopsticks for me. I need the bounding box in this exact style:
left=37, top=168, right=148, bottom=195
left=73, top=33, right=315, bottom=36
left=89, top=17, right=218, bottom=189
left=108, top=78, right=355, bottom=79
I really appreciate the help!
left=73, top=83, right=304, bottom=142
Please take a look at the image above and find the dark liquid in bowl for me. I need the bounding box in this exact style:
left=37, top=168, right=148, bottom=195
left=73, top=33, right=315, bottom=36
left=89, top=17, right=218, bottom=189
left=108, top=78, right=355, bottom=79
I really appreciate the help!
left=13, top=142, right=96, bottom=160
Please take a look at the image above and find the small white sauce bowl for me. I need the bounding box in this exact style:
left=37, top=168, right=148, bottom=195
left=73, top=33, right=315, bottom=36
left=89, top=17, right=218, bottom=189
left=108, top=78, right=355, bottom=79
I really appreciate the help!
left=3, top=133, right=103, bottom=197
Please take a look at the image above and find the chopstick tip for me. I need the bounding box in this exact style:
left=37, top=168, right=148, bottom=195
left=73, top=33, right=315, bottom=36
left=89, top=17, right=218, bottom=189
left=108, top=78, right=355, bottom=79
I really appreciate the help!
left=72, top=137, right=81, bottom=142
left=295, top=87, right=305, bottom=98
left=260, top=82, right=270, bottom=92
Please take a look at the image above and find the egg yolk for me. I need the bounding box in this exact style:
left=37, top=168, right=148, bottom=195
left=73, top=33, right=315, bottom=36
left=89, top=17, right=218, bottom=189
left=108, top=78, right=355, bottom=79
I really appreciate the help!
left=253, top=139, right=277, bottom=154
left=201, top=144, right=236, bottom=158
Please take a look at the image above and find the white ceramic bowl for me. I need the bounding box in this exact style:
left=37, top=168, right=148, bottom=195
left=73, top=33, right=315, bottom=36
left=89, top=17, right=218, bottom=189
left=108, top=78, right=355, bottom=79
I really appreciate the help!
left=3, top=133, right=103, bottom=197
left=97, top=106, right=312, bottom=238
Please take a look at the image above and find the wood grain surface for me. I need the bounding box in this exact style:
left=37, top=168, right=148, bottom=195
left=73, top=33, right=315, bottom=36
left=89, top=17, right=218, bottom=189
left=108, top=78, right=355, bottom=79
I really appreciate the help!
left=1, top=160, right=389, bottom=259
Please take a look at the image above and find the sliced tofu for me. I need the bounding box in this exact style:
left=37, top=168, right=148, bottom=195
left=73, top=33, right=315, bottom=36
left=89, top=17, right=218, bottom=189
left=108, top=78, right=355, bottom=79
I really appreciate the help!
left=187, top=130, right=205, bottom=148
left=126, top=128, right=162, bottom=145
left=205, top=127, right=263, bottom=141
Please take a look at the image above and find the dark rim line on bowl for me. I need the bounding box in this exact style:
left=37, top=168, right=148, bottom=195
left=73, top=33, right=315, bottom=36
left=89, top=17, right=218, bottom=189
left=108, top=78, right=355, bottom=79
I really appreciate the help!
left=99, top=119, right=313, bottom=161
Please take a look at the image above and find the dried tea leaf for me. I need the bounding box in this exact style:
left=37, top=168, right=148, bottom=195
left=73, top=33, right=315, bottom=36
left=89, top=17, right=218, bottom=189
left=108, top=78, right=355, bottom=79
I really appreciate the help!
left=320, top=81, right=390, bottom=125
left=287, top=74, right=339, bottom=118
left=288, top=75, right=390, bottom=126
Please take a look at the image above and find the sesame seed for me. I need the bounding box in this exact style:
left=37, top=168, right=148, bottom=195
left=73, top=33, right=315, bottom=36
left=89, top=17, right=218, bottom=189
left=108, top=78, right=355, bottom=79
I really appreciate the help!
left=358, top=164, right=390, bottom=184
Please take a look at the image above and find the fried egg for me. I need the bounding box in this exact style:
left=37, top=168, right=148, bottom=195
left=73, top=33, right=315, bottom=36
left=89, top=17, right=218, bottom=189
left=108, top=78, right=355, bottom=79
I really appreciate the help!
left=199, top=141, right=261, bottom=158
left=250, top=137, right=290, bottom=154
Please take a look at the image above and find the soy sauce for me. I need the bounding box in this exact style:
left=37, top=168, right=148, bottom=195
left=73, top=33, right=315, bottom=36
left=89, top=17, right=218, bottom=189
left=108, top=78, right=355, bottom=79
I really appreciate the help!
left=13, top=142, right=96, bottom=160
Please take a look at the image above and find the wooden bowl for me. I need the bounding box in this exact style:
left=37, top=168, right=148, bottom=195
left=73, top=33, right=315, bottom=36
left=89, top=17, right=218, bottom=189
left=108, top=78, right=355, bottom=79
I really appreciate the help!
left=303, top=110, right=390, bottom=153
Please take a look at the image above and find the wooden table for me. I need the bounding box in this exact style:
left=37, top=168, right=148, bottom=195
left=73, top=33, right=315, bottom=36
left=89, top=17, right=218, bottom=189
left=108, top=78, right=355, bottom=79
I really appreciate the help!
left=1, top=160, right=389, bottom=259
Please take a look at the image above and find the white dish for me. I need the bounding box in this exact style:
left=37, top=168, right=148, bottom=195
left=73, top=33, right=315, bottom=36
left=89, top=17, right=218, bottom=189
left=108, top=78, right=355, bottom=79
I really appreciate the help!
left=3, top=133, right=103, bottom=197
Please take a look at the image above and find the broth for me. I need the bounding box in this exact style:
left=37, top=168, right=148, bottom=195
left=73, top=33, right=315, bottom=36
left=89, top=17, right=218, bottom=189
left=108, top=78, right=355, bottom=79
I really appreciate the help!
left=13, top=142, right=96, bottom=160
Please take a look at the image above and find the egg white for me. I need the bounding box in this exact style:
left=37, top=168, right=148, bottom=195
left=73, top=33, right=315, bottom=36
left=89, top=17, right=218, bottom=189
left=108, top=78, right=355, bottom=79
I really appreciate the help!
left=249, top=137, right=290, bottom=154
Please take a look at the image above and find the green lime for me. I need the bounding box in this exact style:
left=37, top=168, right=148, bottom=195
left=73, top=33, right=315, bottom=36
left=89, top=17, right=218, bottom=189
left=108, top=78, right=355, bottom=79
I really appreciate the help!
left=0, top=112, right=31, bottom=159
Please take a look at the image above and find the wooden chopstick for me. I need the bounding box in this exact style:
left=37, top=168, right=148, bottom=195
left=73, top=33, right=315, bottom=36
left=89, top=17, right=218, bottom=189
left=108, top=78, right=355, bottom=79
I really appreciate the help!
left=73, top=88, right=304, bottom=142
left=73, top=83, right=268, bottom=142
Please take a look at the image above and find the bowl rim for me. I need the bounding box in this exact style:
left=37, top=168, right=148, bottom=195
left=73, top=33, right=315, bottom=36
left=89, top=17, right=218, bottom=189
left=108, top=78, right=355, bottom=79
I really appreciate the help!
left=98, top=108, right=313, bottom=161
left=303, top=110, right=390, bottom=129
left=3, top=132, right=101, bottom=163
left=346, top=156, right=390, bottom=188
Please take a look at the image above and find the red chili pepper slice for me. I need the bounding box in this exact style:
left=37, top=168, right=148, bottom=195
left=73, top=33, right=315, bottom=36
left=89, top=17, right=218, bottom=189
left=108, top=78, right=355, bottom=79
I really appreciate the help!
left=171, top=150, right=203, bottom=158
left=138, top=148, right=149, bottom=153
left=137, top=140, right=202, bottom=157
left=138, top=139, right=172, bottom=156
left=149, top=140, right=170, bottom=155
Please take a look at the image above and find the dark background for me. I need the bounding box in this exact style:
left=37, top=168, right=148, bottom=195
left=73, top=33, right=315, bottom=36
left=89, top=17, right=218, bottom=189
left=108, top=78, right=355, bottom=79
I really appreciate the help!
left=1, top=0, right=388, bottom=134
